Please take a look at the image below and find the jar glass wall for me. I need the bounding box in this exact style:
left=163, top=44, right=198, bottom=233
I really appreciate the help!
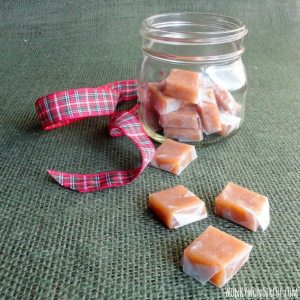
left=138, top=13, right=248, bottom=144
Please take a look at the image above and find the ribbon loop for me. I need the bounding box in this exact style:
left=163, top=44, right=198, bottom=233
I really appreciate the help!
left=35, top=80, right=155, bottom=192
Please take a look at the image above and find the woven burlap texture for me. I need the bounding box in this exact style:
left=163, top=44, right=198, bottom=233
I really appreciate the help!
left=0, top=0, right=299, bottom=299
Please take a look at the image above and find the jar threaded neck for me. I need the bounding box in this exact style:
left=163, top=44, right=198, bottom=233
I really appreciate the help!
left=140, top=13, right=248, bottom=63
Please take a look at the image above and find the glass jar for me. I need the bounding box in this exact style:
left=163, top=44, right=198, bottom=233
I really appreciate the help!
left=138, top=13, right=248, bottom=144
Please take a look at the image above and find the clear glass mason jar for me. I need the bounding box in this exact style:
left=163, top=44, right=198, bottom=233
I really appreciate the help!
left=138, top=13, right=248, bottom=144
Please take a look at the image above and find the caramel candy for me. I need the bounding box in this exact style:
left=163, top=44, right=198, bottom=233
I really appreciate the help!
left=219, top=111, right=241, bottom=137
left=145, top=70, right=242, bottom=142
left=183, top=226, right=253, bottom=288
left=148, top=80, right=166, bottom=91
left=198, top=88, right=222, bottom=135
left=149, top=84, right=180, bottom=115
left=164, top=69, right=200, bottom=104
left=151, top=139, right=197, bottom=175
left=215, top=182, right=270, bottom=231
left=160, top=105, right=201, bottom=129
left=213, top=86, right=241, bottom=115
left=164, top=127, right=203, bottom=142
left=140, top=100, right=162, bottom=132
left=149, top=185, right=208, bottom=229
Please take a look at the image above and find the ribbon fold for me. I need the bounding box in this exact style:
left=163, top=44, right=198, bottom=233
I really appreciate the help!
left=35, top=80, right=155, bottom=192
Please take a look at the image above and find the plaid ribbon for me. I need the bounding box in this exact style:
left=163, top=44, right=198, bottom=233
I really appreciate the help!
left=35, top=80, right=155, bottom=192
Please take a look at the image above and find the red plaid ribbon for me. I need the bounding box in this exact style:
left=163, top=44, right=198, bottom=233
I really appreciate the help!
left=35, top=80, right=155, bottom=192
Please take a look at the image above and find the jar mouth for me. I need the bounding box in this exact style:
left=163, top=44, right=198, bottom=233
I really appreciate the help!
left=141, top=12, right=247, bottom=45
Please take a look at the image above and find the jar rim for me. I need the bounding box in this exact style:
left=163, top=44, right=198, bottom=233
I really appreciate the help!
left=141, top=12, right=247, bottom=45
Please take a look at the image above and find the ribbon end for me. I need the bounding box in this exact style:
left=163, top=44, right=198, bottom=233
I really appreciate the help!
left=47, top=169, right=99, bottom=193
left=47, top=169, right=67, bottom=187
